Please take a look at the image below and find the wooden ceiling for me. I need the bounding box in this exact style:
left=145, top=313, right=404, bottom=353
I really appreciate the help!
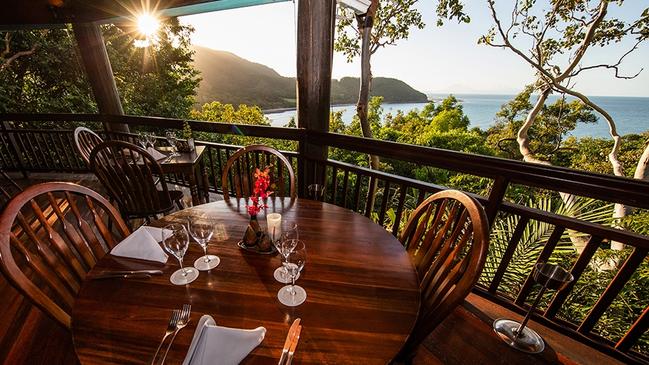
left=0, top=0, right=287, bottom=29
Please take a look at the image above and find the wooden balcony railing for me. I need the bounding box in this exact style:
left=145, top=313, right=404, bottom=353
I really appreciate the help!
left=1, top=113, right=648, bottom=364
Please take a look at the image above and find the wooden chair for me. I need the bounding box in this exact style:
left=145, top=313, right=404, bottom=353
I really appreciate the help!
left=73, top=127, right=103, bottom=166
left=89, top=140, right=184, bottom=221
left=0, top=182, right=130, bottom=329
left=398, top=189, right=489, bottom=359
left=221, top=144, right=296, bottom=201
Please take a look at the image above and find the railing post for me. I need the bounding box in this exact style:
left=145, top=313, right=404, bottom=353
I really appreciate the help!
left=1, top=121, right=28, bottom=178
left=485, top=176, right=509, bottom=227
left=296, top=0, right=335, bottom=196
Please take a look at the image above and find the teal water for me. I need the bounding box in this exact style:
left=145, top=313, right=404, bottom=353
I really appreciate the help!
left=266, top=94, right=649, bottom=138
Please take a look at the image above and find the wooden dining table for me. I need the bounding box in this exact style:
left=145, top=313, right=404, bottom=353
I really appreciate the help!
left=158, top=145, right=209, bottom=206
left=72, top=198, right=420, bottom=364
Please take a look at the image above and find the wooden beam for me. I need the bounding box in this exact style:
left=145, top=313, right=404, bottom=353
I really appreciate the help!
left=0, top=0, right=291, bottom=30
left=296, top=0, right=335, bottom=194
left=72, top=23, right=128, bottom=133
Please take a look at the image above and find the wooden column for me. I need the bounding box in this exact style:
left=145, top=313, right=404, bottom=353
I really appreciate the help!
left=73, top=23, right=128, bottom=133
left=296, top=0, right=335, bottom=196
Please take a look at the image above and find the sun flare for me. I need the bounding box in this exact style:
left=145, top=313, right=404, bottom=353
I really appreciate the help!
left=136, top=13, right=159, bottom=37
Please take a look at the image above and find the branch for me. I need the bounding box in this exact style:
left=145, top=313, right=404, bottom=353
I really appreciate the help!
left=1, top=33, right=10, bottom=58
left=570, top=39, right=644, bottom=79
left=517, top=87, right=551, bottom=164
left=551, top=82, right=625, bottom=178
left=557, top=0, right=608, bottom=82
left=0, top=44, right=38, bottom=71
left=486, top=0, right=557, bottom=83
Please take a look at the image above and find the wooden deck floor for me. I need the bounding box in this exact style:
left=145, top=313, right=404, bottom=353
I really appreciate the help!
left=0, top=173, right=622, bottom=365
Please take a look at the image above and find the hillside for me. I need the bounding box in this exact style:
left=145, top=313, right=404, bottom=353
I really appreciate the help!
left=192, top=46, right=428, bottom=109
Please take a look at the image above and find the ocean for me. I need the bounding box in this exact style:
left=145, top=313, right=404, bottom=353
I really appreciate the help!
left=266, top=94, right=649, bottom=138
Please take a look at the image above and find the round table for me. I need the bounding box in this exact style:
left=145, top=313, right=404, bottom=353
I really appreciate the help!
left=72, top=198, right=420, bottom=364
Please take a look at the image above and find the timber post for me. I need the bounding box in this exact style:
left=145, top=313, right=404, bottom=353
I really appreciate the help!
left=296, top=0, right=335, bottom=197
left=73, top=23, right=129, bottom=133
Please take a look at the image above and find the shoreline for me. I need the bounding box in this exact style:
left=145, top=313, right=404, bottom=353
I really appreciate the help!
left=263, top=101, right=430, bottom=115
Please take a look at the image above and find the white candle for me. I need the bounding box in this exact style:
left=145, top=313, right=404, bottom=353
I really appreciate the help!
left=266, top=213, right=282, bottom=241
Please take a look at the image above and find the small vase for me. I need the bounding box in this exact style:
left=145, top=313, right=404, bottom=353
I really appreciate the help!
left=243, top=215, right=261, bottom=247
left=187, top=138, right=195, bottom=151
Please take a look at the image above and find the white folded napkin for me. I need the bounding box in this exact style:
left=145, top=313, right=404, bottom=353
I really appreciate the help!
left=183, top=315, right=266, bottom=365
left=142, top=226, right=172, bottom=243
left=147, top=147, right=168, bottom=161
left=110, top=226, right=168, bottom=263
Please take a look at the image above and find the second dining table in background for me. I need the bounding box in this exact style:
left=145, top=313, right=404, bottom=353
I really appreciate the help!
left=156, top=145, right=210, bottom=206
left=72, top=197, right=420, bottom=364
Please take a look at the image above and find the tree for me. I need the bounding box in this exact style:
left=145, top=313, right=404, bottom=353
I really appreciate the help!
left=487, top=86, right=598, bottom=161
left=335, top=0, right=467, bottom=208
left=0, top=19, right=200, bottom=118
left=0, top=28, right=96, bottom=114
left=335, top=0, right=425, bottom=171
left=479, top=1, right=649, bottom=247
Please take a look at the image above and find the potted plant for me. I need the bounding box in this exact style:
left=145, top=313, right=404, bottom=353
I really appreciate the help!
left=177, top=121, right=195, bottom=152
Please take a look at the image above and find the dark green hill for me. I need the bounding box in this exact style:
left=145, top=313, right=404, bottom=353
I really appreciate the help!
left=193, top=46, right=428, bottom=109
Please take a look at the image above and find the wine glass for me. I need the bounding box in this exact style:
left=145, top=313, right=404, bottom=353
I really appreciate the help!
left=307, top=184, right=325, bottom=200
left=493, top=262, right=574, bottom=353
left=189, top=217, right=220, bottom=271
left=165, top=131, right=180, bottom=157
left=273, top=221, right=299, bottom=283
left=162, top=223, right=199, bottom=285
left=136, top=132, right=148, bottom=149
left=278, top=240, right=306, bottom=307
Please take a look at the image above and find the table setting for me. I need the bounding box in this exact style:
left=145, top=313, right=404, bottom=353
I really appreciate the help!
left=72, top=191, right=420, bottom=364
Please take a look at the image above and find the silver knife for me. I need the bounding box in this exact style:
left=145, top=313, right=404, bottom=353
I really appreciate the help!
left=278, top=318, right=301, bottom=365
left=90, top=273, right=153, bottom=280
left=95, top=270, right=163, bottom=276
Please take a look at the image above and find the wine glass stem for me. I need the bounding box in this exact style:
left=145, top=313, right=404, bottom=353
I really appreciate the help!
left=290, top=276, right=296, bottom=296
left=177, top=257, right=187, bottom=276
left=203, top=246, right=210, bottom=262
left=515, top=286, right=547, bottom=340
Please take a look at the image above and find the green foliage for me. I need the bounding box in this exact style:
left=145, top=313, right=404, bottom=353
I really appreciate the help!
left=189, top=101, right=296, bottom=151
left=0, top=29, right=96, bottom=113
left=482, top=197, right=614, bottom=293
left=486, top=87, right=598, bottom=161
left=335, top=0, right=425, bottom=61
left=559, top=132, right=649, bottom=176
left=0, top=19, right=200, bottom=118
left=181, top=120, right=193, bottom=139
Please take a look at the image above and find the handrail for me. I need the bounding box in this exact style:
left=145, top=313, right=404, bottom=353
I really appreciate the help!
left=308, top=130, right=649, bottom=210
left=3, top=113, right=648, bottom=209
left=2, top=112, right=649, bottom=364
left=0, top=113, right=306, bottom=141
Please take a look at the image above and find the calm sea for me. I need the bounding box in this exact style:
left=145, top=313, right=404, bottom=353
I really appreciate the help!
left=266, top=94, right=649, bottom=138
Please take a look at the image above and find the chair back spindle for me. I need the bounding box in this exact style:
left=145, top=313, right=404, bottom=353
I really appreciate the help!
left=221, top=145, right=296, bottom=201
left=73, top=127, right=103, bottom=166
left=0, top=182, right=129, bottom=329
left=89, top=140, right=181, bottom=220
left=399, top=189, right=489, bottom=354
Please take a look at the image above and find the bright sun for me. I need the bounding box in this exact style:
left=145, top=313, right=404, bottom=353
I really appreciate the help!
left=136, top=13, right=159, bottom=37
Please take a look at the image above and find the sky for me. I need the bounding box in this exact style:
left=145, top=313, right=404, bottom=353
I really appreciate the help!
left=181, top=1, right=649, bottom=97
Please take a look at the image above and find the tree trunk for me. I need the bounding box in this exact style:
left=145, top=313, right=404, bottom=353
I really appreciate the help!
left=634, top=142, right=649, bottom=181
left=552, top=84, right=629, bottom=250
left=517, top=87, right=589, bottom=251
left=356, top=2, right=380, bottom=214
left=357, top=10, right=380, bottom=171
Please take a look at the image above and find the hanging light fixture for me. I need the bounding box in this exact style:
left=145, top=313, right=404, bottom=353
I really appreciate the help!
left=337, top=0, right=371, bottom=15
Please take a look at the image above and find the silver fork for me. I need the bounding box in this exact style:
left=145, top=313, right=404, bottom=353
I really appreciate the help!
left=160, top=304, right=191, bottom=365
left=151, top=310, right=180, bottom=365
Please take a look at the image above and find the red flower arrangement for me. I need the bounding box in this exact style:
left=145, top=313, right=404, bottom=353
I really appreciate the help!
left=247, top=166, right=273, bottom=216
